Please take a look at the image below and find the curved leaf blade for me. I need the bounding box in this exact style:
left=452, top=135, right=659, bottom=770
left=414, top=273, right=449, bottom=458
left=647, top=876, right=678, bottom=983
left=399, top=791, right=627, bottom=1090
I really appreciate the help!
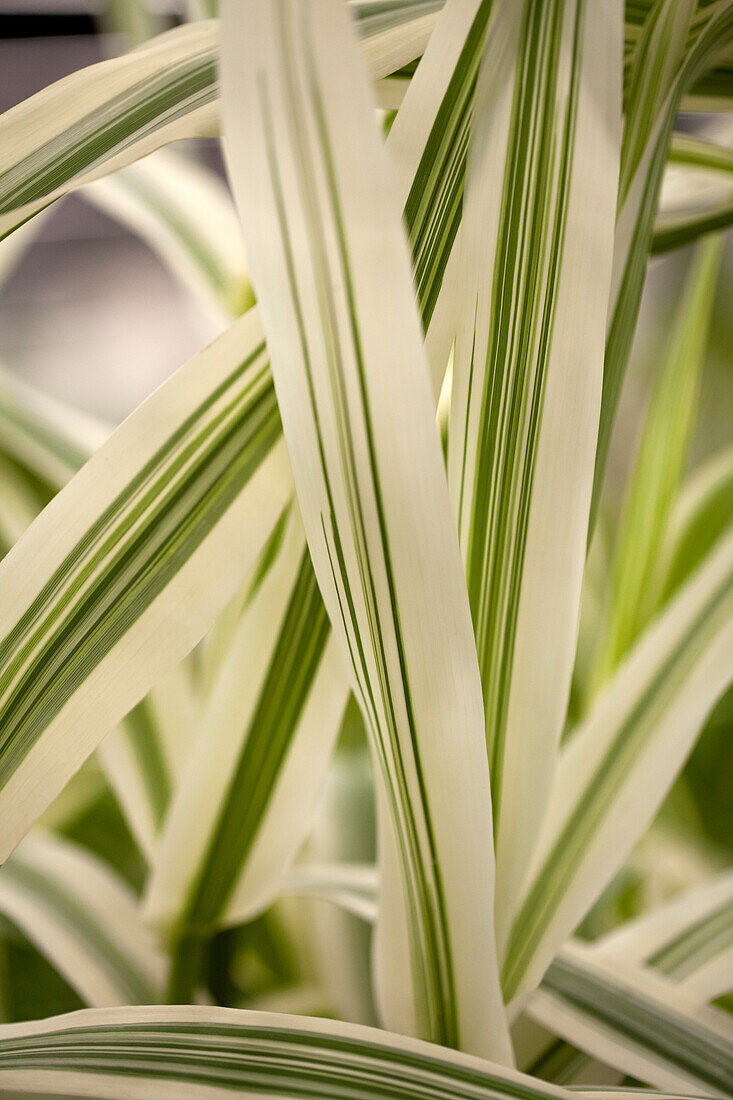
left=504, top=527, right=733, bottom=1005
left=0, top=1005, right=576, bottom=1100
left=0, top=831, right=165, bottom=1007
left=0, top=309, right=291, bottom=860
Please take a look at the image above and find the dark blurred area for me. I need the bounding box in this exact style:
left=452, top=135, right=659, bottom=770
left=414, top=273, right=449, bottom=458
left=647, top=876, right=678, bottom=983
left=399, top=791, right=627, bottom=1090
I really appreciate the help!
left=0, top=2, right=220, bottom=423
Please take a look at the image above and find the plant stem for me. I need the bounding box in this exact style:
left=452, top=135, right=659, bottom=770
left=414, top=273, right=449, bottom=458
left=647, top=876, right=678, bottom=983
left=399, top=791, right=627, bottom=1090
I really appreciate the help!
left=166, top=929, right=207, bottom=1004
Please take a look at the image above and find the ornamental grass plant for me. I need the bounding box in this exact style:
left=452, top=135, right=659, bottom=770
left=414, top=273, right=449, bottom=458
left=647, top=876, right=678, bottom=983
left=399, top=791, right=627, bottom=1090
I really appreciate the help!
left=0, top=0, right=731, bottom=1095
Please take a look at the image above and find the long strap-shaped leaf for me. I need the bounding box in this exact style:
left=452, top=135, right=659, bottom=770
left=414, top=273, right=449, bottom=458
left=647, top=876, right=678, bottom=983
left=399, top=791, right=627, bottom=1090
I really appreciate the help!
left=144, top=0, right=501, bottom=957
left=528, top=943, right=733, bottom=1097
left=590, top=234, right=723, bottom=692
left=654, top=443, right=733, bottom=609
left=387, top=0, right=496, bottom=333
left=593, top=0, right=733, bottom=521
left=503, top=526, right=733, bottom=1006
left=447, top=0, right=621, bottom=939
left=0, top=309, right=291, bottom=861
left=596, top=871, right=733, bottom=1004
left=221, top=0, right=511, bottom=1061
left=0, top=373, right=199, bottom=859
left=0, top=830, right=165, bottom=1007
left=0, top=5, right=438, bottom=242
left=0, top=0, right=508, bottom=928
left=0, top=1005, right=580, bottom=1100
left=653, top=134, right=733, bottom=255
left=143, top=509, right=348, bottom=944
left=524, top=874, right=733, bottom=1085
left=142, top=0, right=502, bottom=1011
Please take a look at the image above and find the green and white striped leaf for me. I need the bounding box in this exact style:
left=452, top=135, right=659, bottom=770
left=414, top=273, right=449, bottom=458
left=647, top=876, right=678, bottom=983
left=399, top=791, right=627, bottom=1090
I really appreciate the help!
left=654, top=443, right=733, bottom=609
left=503, top=526, right=733, bottom=1006
left=0, top=367, right=108, bottom=495
left=0, top=308, right=292, bottom=861
left=144, top=507, right=349, bottom=949
left=98, top=663, right=198, bottom=859
left=0, top=1005, right=580, bottom=1100
left=593, top=0, right=733, bottom=520
left=0, top=830, right=165, bottom=1006
left=653, top=135, right=733, bottom=255
left=0, top=370, right=198, bottom=860
left=0, top=21, right=220, bottom=242
left=221, top=0, right=511, bottom=1060
left=522, top=872, right=733, bottom=1085
left=151, top=0, right=492, bottom=941
left=138, top=0, right=507, bottom=957
left=143, top=0, right=509, bottom=1026
left=83, top=149, right=252, bottom=323
left=447, top=0, right=622, bottom=938
left=528, top=942, right=733, bottom=1097
left=387, top=0, right=495, bottom=337
left=596, top=871, right=733, bottom=1004
left=591, top=234, right=723, bottom=689
left=307, top=860, right=733, bottom=1081
left=0, top=6, right=439, bottom=243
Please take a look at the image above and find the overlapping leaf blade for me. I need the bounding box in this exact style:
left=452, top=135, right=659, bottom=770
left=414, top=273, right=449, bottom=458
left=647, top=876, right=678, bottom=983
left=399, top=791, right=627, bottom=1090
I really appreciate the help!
left=0, top=4, right=441, bottom=242
left=597, top=871, right=733, bottom=1003
left=447, top=0, right=622, bottom=937
left=0, top=830, right=165, bottom=1007
left=0, top=372, right=198, bottom=858
left=221, top=0, right=511, bottom=1059
left=0, top=310, right=291, bottom=860
left=0, top=1005, right=578, bottom=1100
left=591, top=234, right=723, bottom=690
left=528, top=943, right=733, bottom=1097
left=593, top=0, right=733, bottom=521
left=144, top=0, right=510, bottom=984
left=503, top=527, right=733, bottom=1005
left=143, top=508, right=348, bottom=958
